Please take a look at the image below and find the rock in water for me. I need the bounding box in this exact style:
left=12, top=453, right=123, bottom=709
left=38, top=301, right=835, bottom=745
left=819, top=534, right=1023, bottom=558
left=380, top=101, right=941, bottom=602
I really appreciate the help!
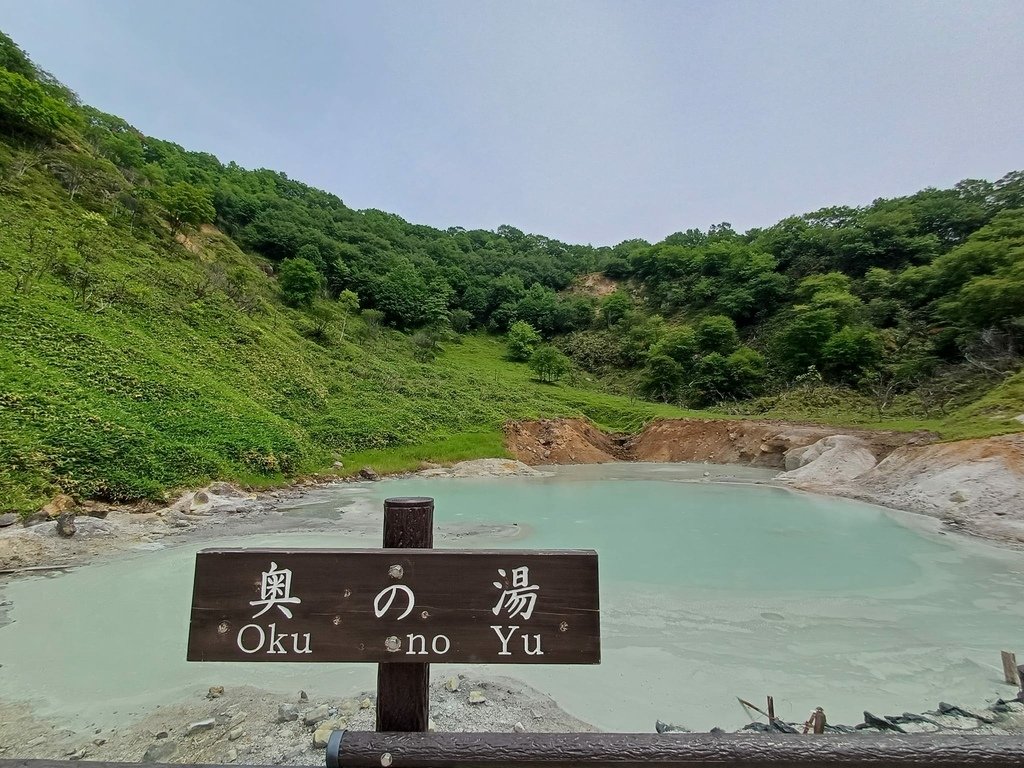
left=937, top=702, right=995, bottom=724
left=359, top=466, right=380, bottom=481
left=56, top=513, right=76, bottom=538
left=142, top=740, right=178, bottom=762
left=655, top=720, right=689, bottom=733
left=862, top=711, right=906, bottom=733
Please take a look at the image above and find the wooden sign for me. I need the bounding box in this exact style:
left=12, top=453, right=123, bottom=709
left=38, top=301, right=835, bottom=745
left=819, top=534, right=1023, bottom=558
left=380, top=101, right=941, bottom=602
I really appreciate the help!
left=187, top=548, right=600, bottom=664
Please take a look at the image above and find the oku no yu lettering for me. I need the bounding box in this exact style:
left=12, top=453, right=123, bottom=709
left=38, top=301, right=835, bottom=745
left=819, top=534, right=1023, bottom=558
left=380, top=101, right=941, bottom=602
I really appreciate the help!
left=187, top=549, right=600, bottom=665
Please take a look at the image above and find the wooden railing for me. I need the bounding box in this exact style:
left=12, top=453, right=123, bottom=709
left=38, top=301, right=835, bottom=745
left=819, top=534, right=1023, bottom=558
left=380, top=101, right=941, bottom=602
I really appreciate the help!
left=12, top=731, right=1020, bottom=768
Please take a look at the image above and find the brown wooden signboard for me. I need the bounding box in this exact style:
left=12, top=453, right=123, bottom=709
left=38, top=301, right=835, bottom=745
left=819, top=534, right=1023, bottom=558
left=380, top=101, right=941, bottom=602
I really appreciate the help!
left=187, top=548, right=600, bottom=664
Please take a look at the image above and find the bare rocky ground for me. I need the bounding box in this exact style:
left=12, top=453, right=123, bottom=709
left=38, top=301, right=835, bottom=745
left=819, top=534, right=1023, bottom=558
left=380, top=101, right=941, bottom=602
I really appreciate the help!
left=0, top=676, right=592, bottom=764
left=0, top=460, right=543, bottom=574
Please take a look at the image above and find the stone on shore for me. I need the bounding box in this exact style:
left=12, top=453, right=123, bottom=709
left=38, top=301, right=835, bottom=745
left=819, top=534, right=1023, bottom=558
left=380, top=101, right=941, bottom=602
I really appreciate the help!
left=142, top=741, right=178, bottom=763
left=56, top=513, right=76, bottom=538
left=277, top=703, right=299, bottom=722
left=42, top=494, right=76, bottom=518
left=0, top=513, right=18, bottom=528
left=359, top=466, right=380, bottom=481
left=303, top=704, right=331, bottom=725
left=186, top=718, right=216, bottom=735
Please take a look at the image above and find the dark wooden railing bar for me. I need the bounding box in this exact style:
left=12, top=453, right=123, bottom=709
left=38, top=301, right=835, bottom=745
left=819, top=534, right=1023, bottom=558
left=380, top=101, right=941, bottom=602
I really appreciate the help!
left=5, top=732, right=1024, bottom=768
left=326, top=731, right=1024, bottom=768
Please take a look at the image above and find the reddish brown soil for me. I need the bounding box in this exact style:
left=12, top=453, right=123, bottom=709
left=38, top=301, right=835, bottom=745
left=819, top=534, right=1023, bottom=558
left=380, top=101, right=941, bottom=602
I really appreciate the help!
left=504, top=417, right=936, bottom=468
left=503, top=419, right=630, bottom=465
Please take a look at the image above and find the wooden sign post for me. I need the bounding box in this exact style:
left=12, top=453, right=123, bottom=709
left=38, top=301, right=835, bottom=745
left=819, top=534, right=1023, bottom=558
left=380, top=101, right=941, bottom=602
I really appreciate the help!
left=378, top=497, right=432, bottom=732
left=187, top=496, right=601, bottom=732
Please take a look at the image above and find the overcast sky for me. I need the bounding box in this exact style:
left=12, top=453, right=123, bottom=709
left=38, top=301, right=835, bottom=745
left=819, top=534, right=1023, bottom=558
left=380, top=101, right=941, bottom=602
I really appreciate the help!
left=2, top=1, right=1022, bottom=245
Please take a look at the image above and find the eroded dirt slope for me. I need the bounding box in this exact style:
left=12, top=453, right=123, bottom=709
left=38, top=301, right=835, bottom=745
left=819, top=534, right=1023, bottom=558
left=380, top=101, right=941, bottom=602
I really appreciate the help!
left=505, top=417, right=933, bottom=468
left=504, top=419, right=630, bottom=464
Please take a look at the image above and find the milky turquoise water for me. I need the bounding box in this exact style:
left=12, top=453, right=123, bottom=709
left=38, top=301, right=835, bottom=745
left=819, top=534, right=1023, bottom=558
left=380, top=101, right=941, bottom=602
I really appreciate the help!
left=1, top=463, right=1023, bottom=731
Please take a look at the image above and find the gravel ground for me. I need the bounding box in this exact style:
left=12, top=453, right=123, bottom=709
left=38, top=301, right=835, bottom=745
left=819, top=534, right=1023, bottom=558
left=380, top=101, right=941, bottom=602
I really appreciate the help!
left=0, top=675, right=593, bottom=765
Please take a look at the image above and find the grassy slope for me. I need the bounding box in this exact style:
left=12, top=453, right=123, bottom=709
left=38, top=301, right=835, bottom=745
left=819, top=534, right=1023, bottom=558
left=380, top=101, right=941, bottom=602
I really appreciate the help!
left=0, top=158, right=690, bottom=512
left=3, top=140, right=1020, bottom=515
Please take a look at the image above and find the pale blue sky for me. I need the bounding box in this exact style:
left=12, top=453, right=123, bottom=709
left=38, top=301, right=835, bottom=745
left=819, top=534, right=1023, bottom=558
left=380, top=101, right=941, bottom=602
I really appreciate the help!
left=2, top=1, right=1022, bottom=245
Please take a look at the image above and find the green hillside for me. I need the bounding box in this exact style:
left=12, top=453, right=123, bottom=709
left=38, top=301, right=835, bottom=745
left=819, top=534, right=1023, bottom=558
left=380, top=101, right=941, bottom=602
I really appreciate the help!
left=1, top=29, right=1023, bottom=513
left=0, top=186, right=690, bottom=512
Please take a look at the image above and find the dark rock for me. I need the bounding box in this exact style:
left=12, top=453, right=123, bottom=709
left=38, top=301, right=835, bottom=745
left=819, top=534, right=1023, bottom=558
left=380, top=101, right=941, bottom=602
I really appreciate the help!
left=359, top=466, right=380, bottom=481
left=937, top=702, right=995, bottom=723
left=709, top=727, right=726, bottom=735
left=0, top=513, right=17, bottom=528
left=56, top=513, right=77, bottom=538
left=862, top=711, right=906, bottom=733
left=770, top=720, right=799, bottom=734
left=654, top=720, right=689, bottom=733
left=889, top=712, right=939, bottom=725
left=741, top=722, right=771, bottom=733
left=825, top=724, right=859, bottom=734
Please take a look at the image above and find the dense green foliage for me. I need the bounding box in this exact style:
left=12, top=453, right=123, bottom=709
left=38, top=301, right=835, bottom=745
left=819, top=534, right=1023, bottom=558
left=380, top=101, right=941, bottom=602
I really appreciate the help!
left=568, top=176, right=1024, bottom=412
left=0, top=29, right=1022, bottom=512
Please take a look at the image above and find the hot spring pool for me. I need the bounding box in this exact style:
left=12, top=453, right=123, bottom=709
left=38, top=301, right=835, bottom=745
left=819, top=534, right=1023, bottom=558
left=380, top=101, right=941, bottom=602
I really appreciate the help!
left=1, top=463, right=1023, bottom=731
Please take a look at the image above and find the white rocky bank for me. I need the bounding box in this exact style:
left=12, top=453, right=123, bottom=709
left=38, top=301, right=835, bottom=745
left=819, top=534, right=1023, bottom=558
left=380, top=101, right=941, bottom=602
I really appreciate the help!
left=778, top=433, right=1024, bottom=545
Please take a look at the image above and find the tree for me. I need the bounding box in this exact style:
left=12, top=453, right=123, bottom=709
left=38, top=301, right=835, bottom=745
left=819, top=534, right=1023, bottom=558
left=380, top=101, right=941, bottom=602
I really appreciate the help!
left=0, top=68, right=79, bottom=138
left=641, top=354, right=685, bottom=403
left=506, top=321, right=541, bottom=361
left=160, top=181, right=215, bottom=232
left=449, top=309, right=474, bottom=334
left=770, top=308, right=837, bottom=378
left=278, top=257, right=324, bottom=308
left=599, top=291, right=632, bottom=327
left=695, top=315, right=739, bottom=355
left=821, top=326, right=884, bottom=384
left=368, top=259, right=429, bottom=328
left=691, top=352, right=731, bottom=405
left=795, top=271, right=852, bottom=301
left=725, top=347, right=768, bottom=398
left=651, top=326, right=698, bottom=368
left=412, top=329, right=442, bottom=362
left=336, top=289, right=359, bottom=340
left=295, top=243, right=325, bottom=270
left=528, top=345, right=570, bottom=383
